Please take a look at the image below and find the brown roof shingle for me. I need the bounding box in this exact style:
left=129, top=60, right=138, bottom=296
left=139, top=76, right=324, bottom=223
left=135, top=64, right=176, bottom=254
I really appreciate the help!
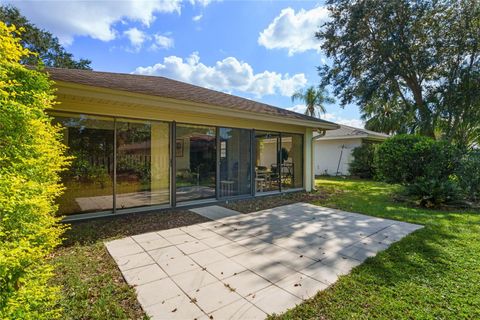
left=44, top=67, right=337, bottom=127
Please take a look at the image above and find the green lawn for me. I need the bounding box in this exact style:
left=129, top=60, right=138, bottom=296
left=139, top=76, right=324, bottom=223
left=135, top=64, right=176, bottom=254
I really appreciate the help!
left=271, top=177, right=480, bottom=319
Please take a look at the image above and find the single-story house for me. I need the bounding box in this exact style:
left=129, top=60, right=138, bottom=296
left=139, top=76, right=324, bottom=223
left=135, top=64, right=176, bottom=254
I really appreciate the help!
left=45, top=67, right=339, bottom=219
left=314, top=124, right=389, bottom=176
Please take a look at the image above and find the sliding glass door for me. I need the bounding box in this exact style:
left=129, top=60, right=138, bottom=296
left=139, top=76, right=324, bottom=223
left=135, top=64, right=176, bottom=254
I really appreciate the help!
left=219, top=127, right=252, bottom=197
left=175, top=124, right=216, bottom=202
left=255, top=131, right=280, bottom=193
left=53, top=114, right=115, bottom=215
left=116, top=119, right=170, bottom=209
left=53, top=113, right=170, bottom=215
left=280, top=133, right=304, bottom=189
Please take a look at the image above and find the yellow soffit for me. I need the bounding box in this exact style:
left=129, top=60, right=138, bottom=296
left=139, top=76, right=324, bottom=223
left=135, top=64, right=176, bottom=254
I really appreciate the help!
left=53, top=80, right=339, bottom=130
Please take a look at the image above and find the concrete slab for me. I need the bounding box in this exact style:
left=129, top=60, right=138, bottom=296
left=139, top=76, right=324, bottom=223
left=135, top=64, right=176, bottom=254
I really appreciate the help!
left=204, top=259, right=247, bottom=280
left=248, top=284, right=302, bottom=315
left=106, top=202, right=422, bottom=319
left=223, top=270, right=272, bottom=297
left=170, top=267, right=218, bottom=292
left=189, top=281, right=243, bottom=313
left=143, top=294, right=204, bottom=320
left=122, top=264, right=167, bottom=286
left=201, top=298, right=267, bottom=320
left=114, top=252, right=155, bottom=271
left=190, top=205, right=241, bottom=220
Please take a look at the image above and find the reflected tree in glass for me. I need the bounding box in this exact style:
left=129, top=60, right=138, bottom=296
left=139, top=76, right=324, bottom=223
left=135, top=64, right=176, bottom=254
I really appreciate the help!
left=53, top=114, right=114, bottom=215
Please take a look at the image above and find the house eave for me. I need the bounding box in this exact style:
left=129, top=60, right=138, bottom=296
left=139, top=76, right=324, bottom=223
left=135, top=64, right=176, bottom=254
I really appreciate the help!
left=52, top=80, right=339, bottom=130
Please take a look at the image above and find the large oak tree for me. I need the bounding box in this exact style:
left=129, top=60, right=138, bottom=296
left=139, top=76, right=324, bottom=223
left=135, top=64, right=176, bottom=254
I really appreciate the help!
left=317, top=0, right=479, bottom=147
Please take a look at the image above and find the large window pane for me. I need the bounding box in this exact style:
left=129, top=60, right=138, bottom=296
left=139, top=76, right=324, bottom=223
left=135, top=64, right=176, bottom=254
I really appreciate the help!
left=281, top=134, right=304, bottom=189
left=53, top=114, right=114, bottom=215
left=255, top=131, right=280, bottom=193
left=116, top=119, right=169, bottom=209
left=175, top=124, right=216, bottom=202
left=219, top=128, right=252, bottom=197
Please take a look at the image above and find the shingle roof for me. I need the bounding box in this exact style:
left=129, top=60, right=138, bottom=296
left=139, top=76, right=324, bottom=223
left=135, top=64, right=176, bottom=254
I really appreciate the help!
left=316, top=124, right=390, bottom=140
left=44, top=67, right=337, bottom=127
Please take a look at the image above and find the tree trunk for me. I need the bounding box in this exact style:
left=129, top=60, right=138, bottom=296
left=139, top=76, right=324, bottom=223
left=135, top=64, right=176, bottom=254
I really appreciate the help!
left=407, top=76, right=435, bottom=138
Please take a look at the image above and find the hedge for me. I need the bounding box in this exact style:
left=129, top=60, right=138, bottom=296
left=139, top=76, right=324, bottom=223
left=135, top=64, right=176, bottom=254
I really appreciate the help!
left=0, top=23, right=69, bottom=319
left=375, top=134, right=461, bottom=206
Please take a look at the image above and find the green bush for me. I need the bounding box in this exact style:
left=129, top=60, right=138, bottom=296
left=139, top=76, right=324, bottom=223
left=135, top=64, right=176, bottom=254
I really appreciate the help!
left=457, top=151, right=480, bottom=202
left=0, top=23, right=69, bottom=318
left=348, top=143, right=377, bottom=178
left=375, top=134, right=461, bottom=205
left=404, top=177, right=462, bottom=207
left=375, top=135, right=459, bottom=184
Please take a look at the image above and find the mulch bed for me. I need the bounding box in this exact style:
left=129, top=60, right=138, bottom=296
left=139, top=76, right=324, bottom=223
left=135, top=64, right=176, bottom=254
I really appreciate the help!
left=62, top=209, right=211, bottom=247
left=62, top=188, right=337, bottom=247
left=223, top=189, right=333, bottom=214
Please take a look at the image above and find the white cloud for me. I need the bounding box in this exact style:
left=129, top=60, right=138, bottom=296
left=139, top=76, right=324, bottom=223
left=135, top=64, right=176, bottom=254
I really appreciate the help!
left=193, top=14, right=203, bottom=22
left=151, top=34, right=174, bottom=50
left=189, top=0, right=217, bottom=6
left=124, top=28, right=147, bottom=50
left=288, top=104, right=307, bottom=114
left=258, top=6, right=330, bottom=56
left=286, top=108, right=365, bottom=128
left=321, top=113, right=364, bottom=128
left=123, top=29, right=173, bottom=52
left=334, top=118, right=365, bottom=128
left=4, top=0, right=183, bottom=45
left=134, top=52, right=307, bottom=98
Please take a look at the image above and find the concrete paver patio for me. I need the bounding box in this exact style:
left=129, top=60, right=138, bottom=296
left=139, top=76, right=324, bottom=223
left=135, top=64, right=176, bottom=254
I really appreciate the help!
left=106, top=203, right=422, bottom=320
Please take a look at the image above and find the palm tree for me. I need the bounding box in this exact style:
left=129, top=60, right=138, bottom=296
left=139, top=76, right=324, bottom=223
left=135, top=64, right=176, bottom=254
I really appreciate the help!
left=291, top=85, right=334, bottom=118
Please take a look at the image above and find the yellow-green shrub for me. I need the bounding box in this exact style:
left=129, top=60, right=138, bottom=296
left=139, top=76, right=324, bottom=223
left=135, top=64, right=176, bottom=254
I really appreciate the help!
left=0, top=22, right=69, bottom=319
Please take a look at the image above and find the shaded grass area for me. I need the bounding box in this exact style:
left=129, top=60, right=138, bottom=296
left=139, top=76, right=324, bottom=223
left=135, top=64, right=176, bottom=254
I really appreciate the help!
left=271, top=177, right=480, bottom=319
left=51, top=210, right=210, bottom=319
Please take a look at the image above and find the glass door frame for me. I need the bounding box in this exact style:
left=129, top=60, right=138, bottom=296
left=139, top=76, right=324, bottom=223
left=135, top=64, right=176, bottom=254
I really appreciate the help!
left=51, top=111, right=172, bottom=216
left=173, top=122, right=218, bottom=205
left=253, top=130, right=282, bottom=195
left=252, top=130, right=305, bottom=195
left=216, top=126, right=254, bottom=200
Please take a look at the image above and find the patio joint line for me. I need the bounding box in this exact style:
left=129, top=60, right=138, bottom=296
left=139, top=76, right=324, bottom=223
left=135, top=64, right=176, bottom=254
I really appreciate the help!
left=129, top=235, right=212, bottom=318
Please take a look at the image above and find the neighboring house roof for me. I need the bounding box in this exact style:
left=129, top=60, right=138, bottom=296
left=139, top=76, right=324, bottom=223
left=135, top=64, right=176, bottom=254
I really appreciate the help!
left=44, top=67, right=339, bottom=129
left=314, top=124, right=390, bottom=141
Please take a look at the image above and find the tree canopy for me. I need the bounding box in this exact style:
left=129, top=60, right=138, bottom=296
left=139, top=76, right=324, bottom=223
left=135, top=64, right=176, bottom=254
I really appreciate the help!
left=0, top=5, right=91, bottom=69
left=318, top=0, right=480, bottom=148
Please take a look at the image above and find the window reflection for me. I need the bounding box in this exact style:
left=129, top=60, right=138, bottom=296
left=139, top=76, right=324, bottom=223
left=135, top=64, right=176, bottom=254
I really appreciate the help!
left=53, top=114, right=115, bottom=214
left=255, top=131, right=281, bottom=192
left=175, top=124, right=216, bottom=202
left=219, top=128, right=251, bottom=197
left=280, top=134, right=304, bottom=189
left=116, top=119, right=169, bottom=209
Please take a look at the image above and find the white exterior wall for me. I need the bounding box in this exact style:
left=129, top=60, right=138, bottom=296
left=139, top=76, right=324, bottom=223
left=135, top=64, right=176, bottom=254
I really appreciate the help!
left=314, top=138, right=363, bottom=176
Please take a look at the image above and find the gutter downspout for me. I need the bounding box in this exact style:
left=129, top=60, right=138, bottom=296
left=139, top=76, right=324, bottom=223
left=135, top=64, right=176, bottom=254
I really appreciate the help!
left=312, top=129, right=326, bottom=191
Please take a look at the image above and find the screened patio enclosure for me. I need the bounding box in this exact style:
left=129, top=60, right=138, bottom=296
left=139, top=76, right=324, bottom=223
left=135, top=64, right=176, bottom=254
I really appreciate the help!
left=53, top=112, right=305, bottom=216
left=44, top=67, right=341, bottom=219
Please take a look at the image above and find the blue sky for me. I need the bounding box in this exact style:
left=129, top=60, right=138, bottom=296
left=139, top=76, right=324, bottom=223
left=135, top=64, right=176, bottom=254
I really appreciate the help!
left=4, top=0, right=363, bottom=127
